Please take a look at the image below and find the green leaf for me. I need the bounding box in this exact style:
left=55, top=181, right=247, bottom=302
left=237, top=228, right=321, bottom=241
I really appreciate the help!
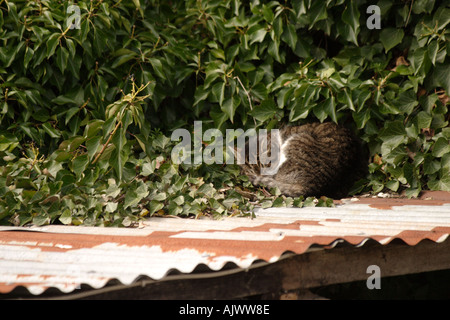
left=250, top=99, right=279, bottom=122
left=56, top=46, right=69, bottom=74
left=65, top=38, right=77, bottom=58
left=111, top=127, right=126, bottom=181
left=428, top=168, right=450, bottom=191
left=386, top=180, right=400, bottom=192
left=394, top=90, right=419, bottom=115
left=281, top=24, right=297, bottom=51
left=268, top=39, right=282, bottom=63
left=80, top=19, right=90, bottom=42
left=342, top=1, right=360, bottom=45
left=141, top=161, right=156, bottom=176
left=343, top=89, right=355, bottom=111
left=105, top=202, right=118, bottom=213
left=149, top=57, right=166, bottom=80
left=380, top=28, right=404, bottom=52
left=309, top=1, right=327, bottom=28
left=221, top=95, right=240, bottom=123
left=4, top=42, right=25, bottom=68
left=415, top=111, right=432, bottom=129
left=124, top=183, right=148, bottom=209
left=33, top=213, right=50, bottom=226
left=289, top=99, right=310, bottom=122
left=111, top=52, right=137, bottom=68
left=352, top=108, right=371, bottom=129
left=211, top=108, right=229, bottom=128
left=249, top=27, right=267, bottom=45
left=24, top=46, right=34, bottom=69
left=433, top=62, right=450, bottom=94
left=313, top=103, right=327, bottom=122
left=72, top=155, right=89, bottom=177
left=323, top=96, right=337, bottom=123
left=432, top=138, right=450, bottom=158
left=86, top=136, right=102, bottom=161
left=46, top=33, right=60, bottom=58
left=148, top=200, right=164, bottom=215
left=59, top=209, right=72, bottom=225
left=427, top=40, right=439, bottom=65
left=172, top=195, right=185, bottom=206
left=84, top=119, right=104, bottom=138
left=409, top=47, right=430, bottom=76
left=42, top=122, right=61, bottom=138
left=123, top=190, right=139, bottom=209
left=194, top=86, right=209, bottom=106
left=342, top=1, right=360, bottom=32
left=424, top=157, right=440, bottom=175
left=52, top=87, right=85, bottom=106
left=211, top=81, right=226, bottom=107
left=261, top=4, right=274, bottom=23
left=380, top=121, right=408, bottom=157
left=168, top=201, right=183, bottom=215
left=433, top=7, right=450, bottom=31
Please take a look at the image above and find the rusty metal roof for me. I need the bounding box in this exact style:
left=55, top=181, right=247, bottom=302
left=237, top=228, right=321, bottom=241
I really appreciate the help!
left=1, top=191, right=450, bottom=296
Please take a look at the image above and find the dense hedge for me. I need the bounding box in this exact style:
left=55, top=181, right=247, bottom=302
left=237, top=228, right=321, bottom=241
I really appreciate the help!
left=0, top=0, right=449, bottom=226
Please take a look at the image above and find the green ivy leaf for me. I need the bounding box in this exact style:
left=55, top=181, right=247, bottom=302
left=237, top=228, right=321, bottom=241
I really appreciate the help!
left=281, top=24, right=297, bottom=51
left=289, top=99, right=310, bottom=122
left=124, top=182, right=148, bottom=209
left=380, top=28, right=404, bottom=52
left=23, top=46, right=34, bottom=69
left=42, top=122, right=61, bottom=138
left=149, top=57, right=166, bottom=80
left=428, top=168, right=450, bottom=191
left=427, top=40, right=439, bottom=65
left=148, top=200, right=164, bottom=215
left=111, top=52, right=137, bottom=68
left=323, top=96, right=337, bottom=123
left=221, top=95, right=240, bottom=124
left=46, top=33, right=60, bottom=58
left=56, top=46, right=69, bottom=74
left=342, top=1, right=360, bottom=45
left=72, top=155, right=89, bottom=177
left=380, top=121, right=408, bottom=157
left=309, top=1, right=327, bottom=28
left=250, top=99, right=279, bottom=122
left=249, top=27, right=267, bottom=45
left=432, top=138, right=450, bottom=158
left=394, top=90, right=419, bottom=115
left=433, top=62, right=450, bottom=94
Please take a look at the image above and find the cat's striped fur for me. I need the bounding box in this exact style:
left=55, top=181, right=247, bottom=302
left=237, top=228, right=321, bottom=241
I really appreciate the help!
left=240, top=122, right=368, bottom=198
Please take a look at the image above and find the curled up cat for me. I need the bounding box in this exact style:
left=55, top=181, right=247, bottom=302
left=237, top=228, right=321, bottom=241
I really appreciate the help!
left=238, top=122, right=368, bottom=199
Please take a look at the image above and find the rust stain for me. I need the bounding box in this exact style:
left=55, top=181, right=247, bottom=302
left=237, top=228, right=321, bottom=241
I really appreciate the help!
left=420, top=191, right=450, bottom=201
left=357, top=197, right=450, bottom=209
left=353, top=190, right=450, bottom=209
left=229, top=220, right=319, bottom=233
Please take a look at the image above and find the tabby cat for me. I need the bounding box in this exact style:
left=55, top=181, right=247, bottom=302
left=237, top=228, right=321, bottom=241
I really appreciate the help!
left=239, top=122, right=368, bottom=199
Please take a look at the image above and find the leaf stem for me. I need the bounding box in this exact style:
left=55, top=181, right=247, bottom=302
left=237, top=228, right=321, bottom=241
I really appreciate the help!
left=92, top=120, right=122, bottom=164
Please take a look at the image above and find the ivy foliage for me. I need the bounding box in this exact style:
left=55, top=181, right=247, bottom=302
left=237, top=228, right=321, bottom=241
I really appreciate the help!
left=0, top=0, right=449, bottom=226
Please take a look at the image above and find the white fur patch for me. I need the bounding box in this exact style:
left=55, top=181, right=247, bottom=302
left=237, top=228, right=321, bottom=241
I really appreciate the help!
left=261, top=133, right=291, bottom=176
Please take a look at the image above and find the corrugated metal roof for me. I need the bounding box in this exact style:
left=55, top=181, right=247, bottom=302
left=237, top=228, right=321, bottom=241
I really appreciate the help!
left=1, top=192, right=450, bottom=297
